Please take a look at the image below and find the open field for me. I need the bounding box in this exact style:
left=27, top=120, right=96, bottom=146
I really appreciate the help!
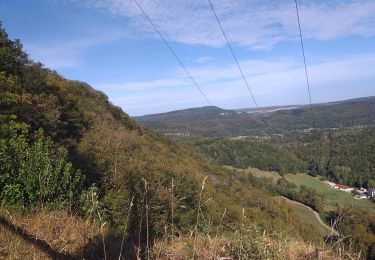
left=225, top=166, right=280, bottom=182
left=228, top=166, right=375, bottom=214
left=285, top=173, right=375, bottom=213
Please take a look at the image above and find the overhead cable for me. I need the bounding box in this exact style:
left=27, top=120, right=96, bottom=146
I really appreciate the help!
left=134, top=0, right=212, bottom=106
left=294, top=0, right=316, bottom=128
left=207, top=0, right=264, bottom=114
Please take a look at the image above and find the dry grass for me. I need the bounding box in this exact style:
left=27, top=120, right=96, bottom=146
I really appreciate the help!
left=0, top=208, right=101, bottom=259
left=151, top=233, right=337, bottom=260
left=0, top=207, right=357, bottom=260
left=152, top=235, right=233, bottom=260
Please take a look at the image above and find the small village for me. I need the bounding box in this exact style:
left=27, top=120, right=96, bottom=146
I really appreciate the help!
left=325, top=181, right=375, bottom=199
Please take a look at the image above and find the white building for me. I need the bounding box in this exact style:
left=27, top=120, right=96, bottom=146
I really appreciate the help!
left=368, top=188, right=375, bottom=198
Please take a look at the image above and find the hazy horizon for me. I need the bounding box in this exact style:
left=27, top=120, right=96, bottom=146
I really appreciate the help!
left=134, top=95, right=375, bottom=117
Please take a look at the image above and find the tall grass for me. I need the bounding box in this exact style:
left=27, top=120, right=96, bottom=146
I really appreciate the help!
left=192, top=176, right=208, bottom=259
left=0, top=177, right=361, bottom=260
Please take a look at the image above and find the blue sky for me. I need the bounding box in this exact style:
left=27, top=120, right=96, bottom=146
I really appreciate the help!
left=1, top=0, right=375, bottom=116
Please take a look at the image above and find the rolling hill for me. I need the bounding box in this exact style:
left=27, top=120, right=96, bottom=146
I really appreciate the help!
left=135, top=96, right=375, bottom=136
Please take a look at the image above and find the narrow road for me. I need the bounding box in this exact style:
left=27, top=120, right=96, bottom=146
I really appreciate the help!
left=277, top=196, right=338, bottom=236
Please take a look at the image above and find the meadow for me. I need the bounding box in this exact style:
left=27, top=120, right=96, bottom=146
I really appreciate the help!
left=234, top=167, right=375, bottom=214
left=285, top=173, right=375, bottom=213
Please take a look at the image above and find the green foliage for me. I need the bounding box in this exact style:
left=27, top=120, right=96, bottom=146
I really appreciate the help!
left=0, top=22, right=29, bottom=78
left=0, top=71, right=19, bottom=123
left=136, top=97, right=375, bottom=136
left=0, top=21, right=139, bottom=148
left=190, top=137, right=305, bottom=174
left=77, top=116, right=201, bottom=240
left=249, top=175, right=324, bottom=213
left=313, top=195, right=324, bottom=213
left=285, top=172, right=375, bottom=214
left=79, top=184, right=106, bottom=221
left=0, top=123, right=83, bottom=209
left=195, top=128, right=375, bottom=189
left=331, top=208, right=375, bottom=259
left=280, top=128, right=375, bottom=188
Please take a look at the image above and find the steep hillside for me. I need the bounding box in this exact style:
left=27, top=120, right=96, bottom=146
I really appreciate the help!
left=0, top=23, right=357, bottom=259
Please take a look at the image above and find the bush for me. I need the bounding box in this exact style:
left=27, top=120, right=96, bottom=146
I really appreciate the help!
left=0, top=122, right=83, bottom=209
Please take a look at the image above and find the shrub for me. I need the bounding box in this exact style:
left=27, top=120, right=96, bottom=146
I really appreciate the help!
left=0, top=123, right=83, bottom=209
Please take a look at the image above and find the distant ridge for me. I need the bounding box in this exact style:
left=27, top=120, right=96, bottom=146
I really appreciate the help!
left=134, top=96, right=375, bottom=136
left=137, top=96, right=375, bottom=117
left=138, top=106, right=230, bottom=120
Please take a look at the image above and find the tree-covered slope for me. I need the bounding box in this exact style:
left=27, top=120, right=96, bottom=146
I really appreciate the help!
left=188, top=127, right=375, bottom=189
left=280, top=127, right=375, bottom=188
left=189, top=137, right=306, bottom=174
left=135, top=97, right=375, bottom=136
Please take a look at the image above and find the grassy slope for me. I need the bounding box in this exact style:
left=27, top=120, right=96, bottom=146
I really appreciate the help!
left=227, top=167, right=333, bottom=238
left=239, top=167, right=281, bottom=182
left=230, top=167, right=375, bottom=238
left=0, top=209, right=101, bottom=259
left=240, top=167, right=375, bottom=214
left=0, top=208, right=331, bottom=260
left=276, top=196, right=333, bottom=238
left=285, top=173, right=375, bottom=213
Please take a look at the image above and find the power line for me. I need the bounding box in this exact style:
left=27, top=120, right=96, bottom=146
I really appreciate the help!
left=133, top=0, right=212, bottom=106
left=294, top=0, right=316, bottom=128
left=207, top=0, right=264, bottom=116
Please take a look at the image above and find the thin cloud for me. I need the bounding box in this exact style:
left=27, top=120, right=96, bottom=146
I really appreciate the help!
left=105, top=53, right=375, bottom=115
left=65, top=0, right=375, bottom=49
left=24, top=29, right=127, bottom=69
left=110, top=89, right=206, bottom=115
left=25, top=44, right=82, bottom=69
left=194, top=56, right=214, bottom=64
left=97, top=78, right=190, bottom=91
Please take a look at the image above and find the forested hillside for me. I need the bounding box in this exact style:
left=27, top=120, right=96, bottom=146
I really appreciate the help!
left=135, top=97, right=375, bottom=136
left=281, top=128, right=375, bottom=188
left=188, top=127, right=375, bottom=188
left=189, top=137, right=306, bottom=174
left=1, top=23, right=362, bottom=259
